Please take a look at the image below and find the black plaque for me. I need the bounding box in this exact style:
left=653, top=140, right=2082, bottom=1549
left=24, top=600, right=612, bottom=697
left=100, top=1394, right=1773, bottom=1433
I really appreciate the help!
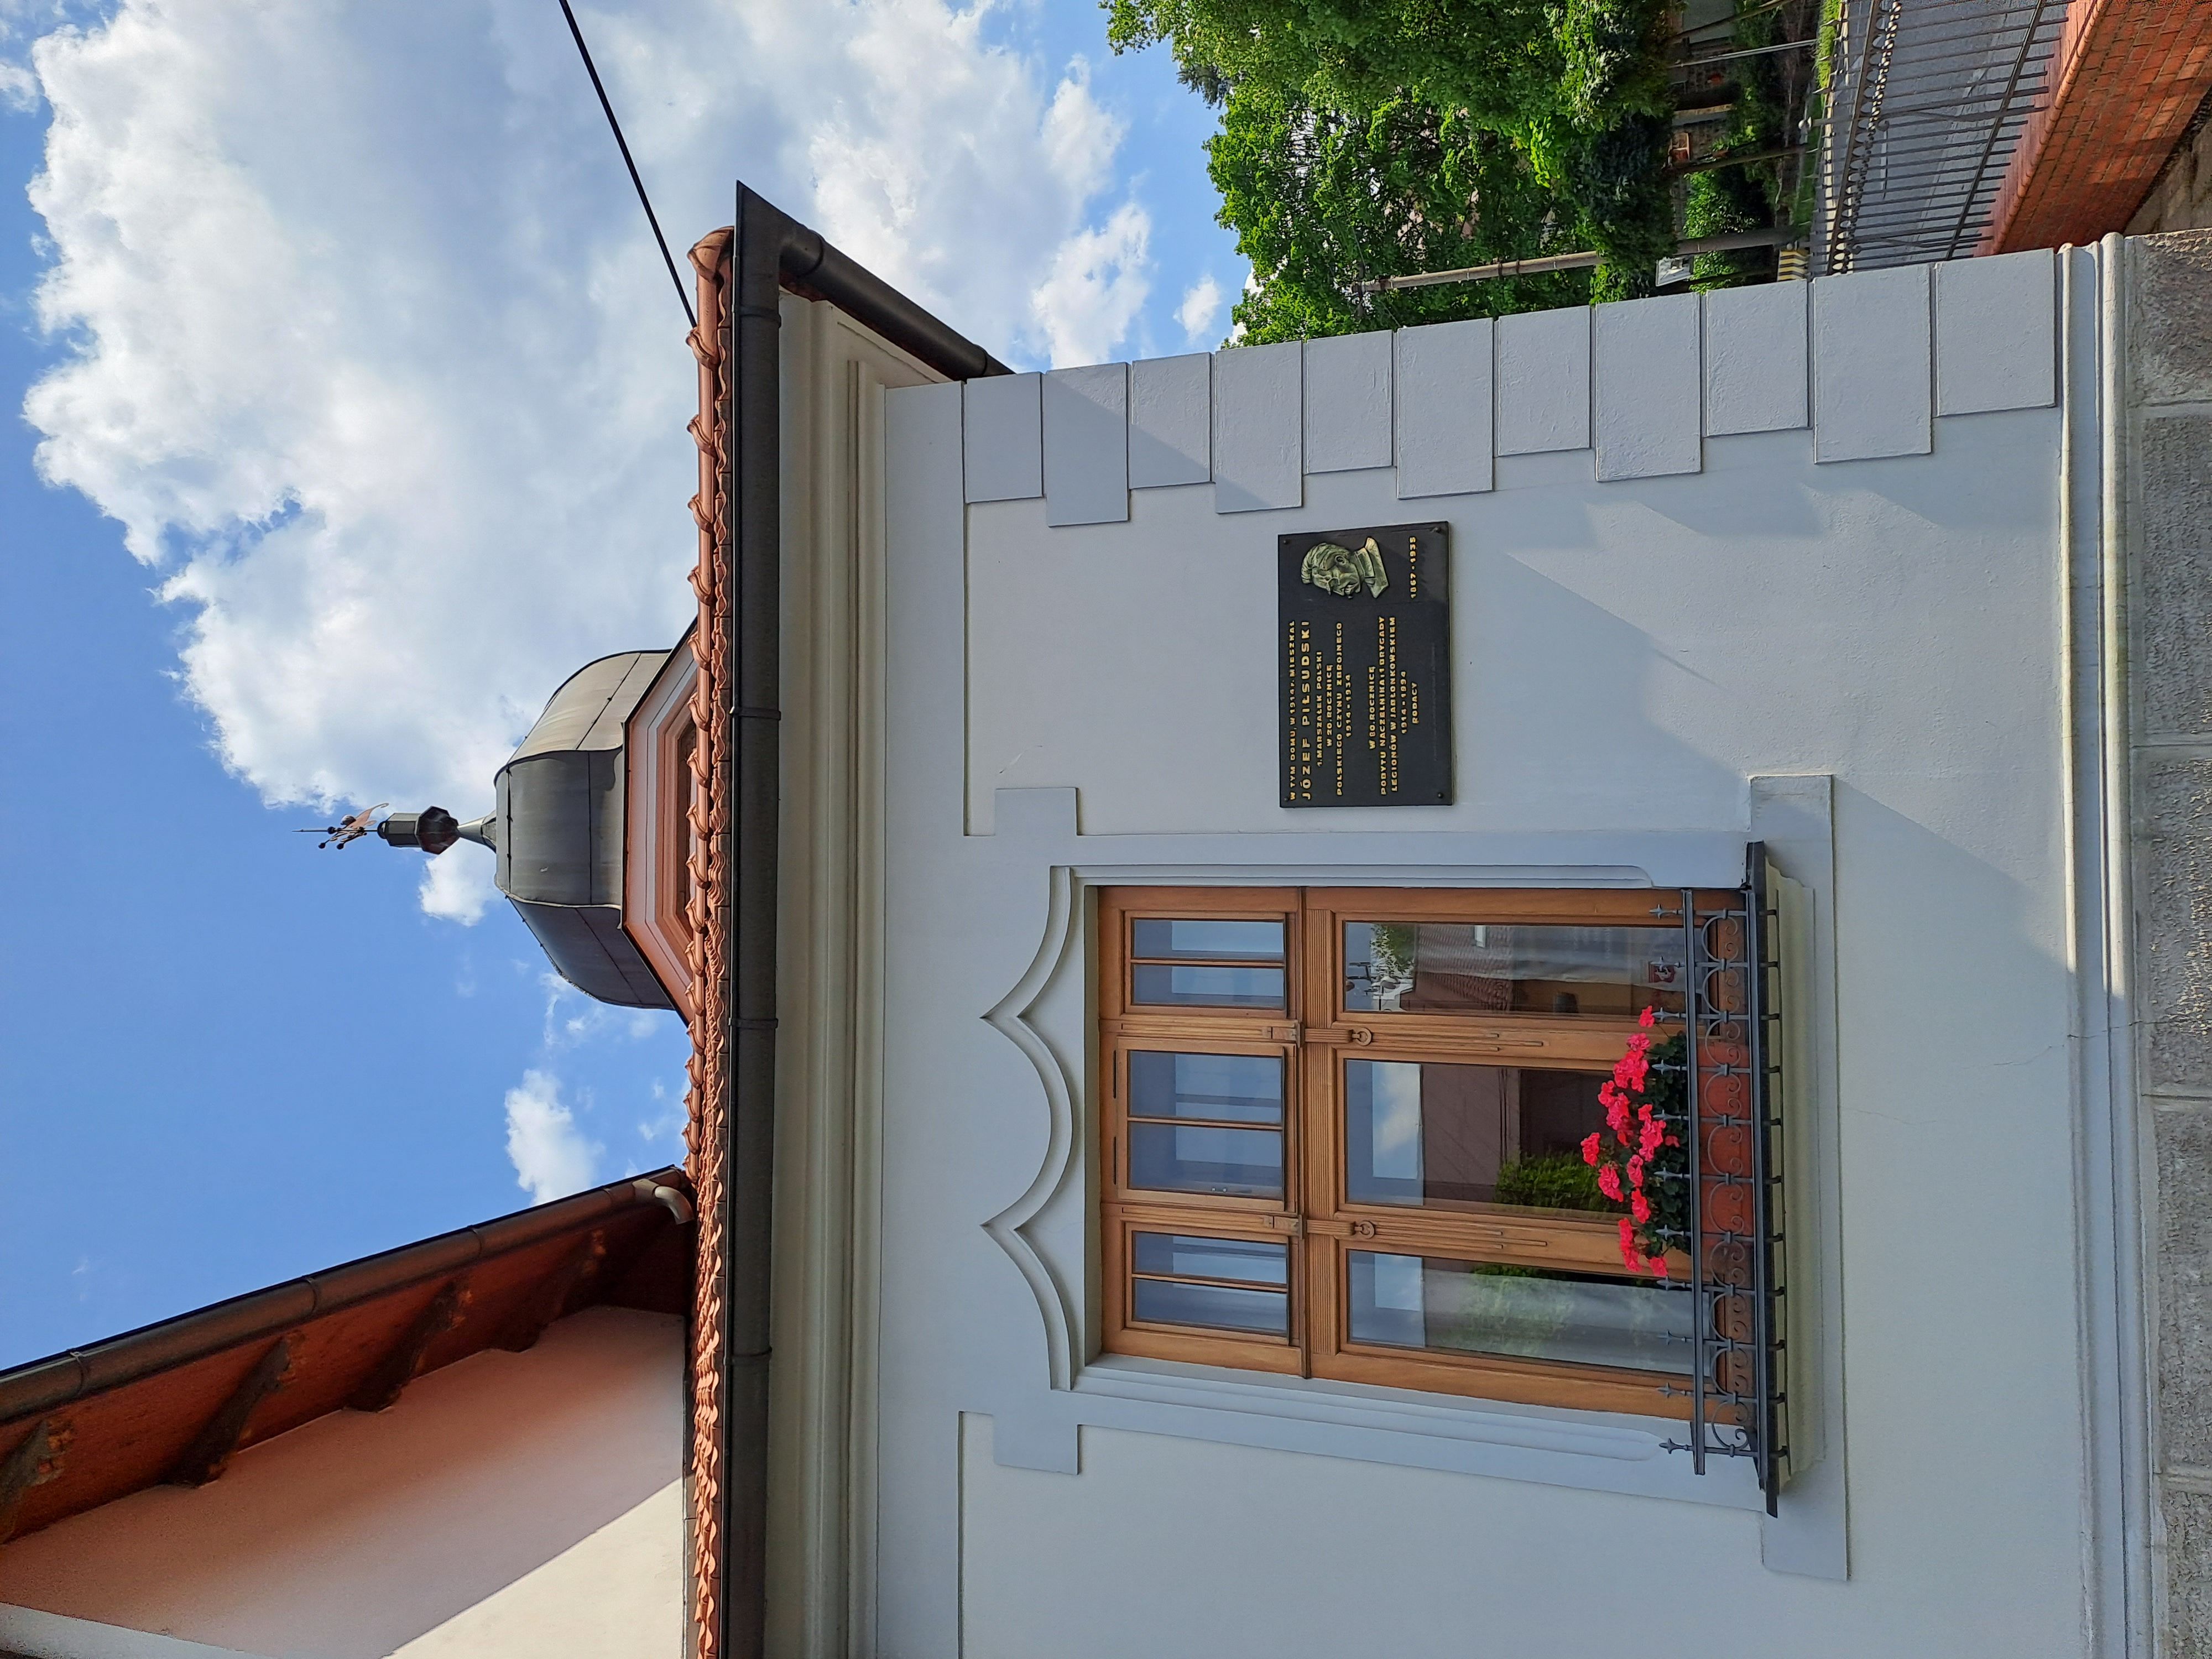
left=1279, top=521, right=1452, bottom=808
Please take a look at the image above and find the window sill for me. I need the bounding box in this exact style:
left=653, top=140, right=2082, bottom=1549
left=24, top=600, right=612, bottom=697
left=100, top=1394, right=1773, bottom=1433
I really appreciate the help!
left=1024, top=1353, right=1770, bottom=1512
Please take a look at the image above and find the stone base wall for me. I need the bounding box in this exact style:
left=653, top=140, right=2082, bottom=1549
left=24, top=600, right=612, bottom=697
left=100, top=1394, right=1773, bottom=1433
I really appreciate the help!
left=2128, top=97, right=2212, bottom=238
left=2128, top=227, right=2212, bottom=1656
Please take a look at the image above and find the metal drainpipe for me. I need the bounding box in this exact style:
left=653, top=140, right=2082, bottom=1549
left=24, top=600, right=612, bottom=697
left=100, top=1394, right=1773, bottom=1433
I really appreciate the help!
left=715, top=181, right=1004, bottom=1659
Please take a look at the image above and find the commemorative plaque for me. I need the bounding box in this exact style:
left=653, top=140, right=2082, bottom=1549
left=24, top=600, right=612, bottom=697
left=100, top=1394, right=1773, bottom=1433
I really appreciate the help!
left=1279, top=521, right=1452, bottom=808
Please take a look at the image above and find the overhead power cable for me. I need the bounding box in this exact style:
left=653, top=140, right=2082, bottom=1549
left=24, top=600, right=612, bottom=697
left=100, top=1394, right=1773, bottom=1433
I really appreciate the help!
left=556, top=0, right=696, bottom=330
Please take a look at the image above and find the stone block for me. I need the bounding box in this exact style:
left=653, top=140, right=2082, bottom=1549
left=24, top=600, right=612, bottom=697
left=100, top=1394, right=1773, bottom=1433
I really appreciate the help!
left=1129, top=353, right=1209, bottom=488
left=2135, top=413, right=2212, bottom=736
left=1303, top=331, right=1393, bottom=473
left=1212, top=341, right=1303, bottom=513
left=2166, top=1485, right=2212, bottom=1655
left=964, top=374, right=1043, bottom=503
left=2136, top=753, right=2212, bottom=1093
left=1495, top=306, right=1590, bottom=455
left=1934, top=249, right=2056, bottom=415
left=1394, top=318, right=1492, bottom=498
left=2131, top=231, right=2212, bottom=407
left=1042, top=363, right=1129, bottom=527
left=1704, top=281, right=1808, bottom=436
left=2159, top=1110, right=2212, bottom=1470
left=1593, top=293, right=1702, bottom=480
left=1812, top=264, right=1932, bottom=463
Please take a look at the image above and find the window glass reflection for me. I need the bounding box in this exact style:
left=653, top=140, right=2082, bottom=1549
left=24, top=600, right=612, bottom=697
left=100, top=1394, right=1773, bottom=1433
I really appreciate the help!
left=1343, top=1060, right=1613, bottom=1213
left=1344, top=922, right=1683, bottom=1018
left=1347, top=1251, right=1690, bottom=1374
left=1133, top=1233, right=1288, bottom=1285
left=1131, top=919, right=1284, bottom=961
left=1132, top=1279, right=1289, bottom=1335
left=1130, top=1124, right=1282, bottom=1198
left=1131, top=1231, right=1291, bottom=1336
left=1131, top=963, right=1286, bottom=1009
left=1128, top=1051, right=1283, bottom=1125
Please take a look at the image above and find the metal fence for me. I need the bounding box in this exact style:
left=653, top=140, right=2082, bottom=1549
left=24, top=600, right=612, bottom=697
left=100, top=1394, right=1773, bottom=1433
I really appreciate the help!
left=1817, top=0, right=2068, bottom=273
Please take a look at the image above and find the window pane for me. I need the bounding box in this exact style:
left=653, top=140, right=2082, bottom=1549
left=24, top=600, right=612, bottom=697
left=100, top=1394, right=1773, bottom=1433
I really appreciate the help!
left=1131, top=919, right=1284, bottom=961
left=1133, top=1233, right=1288, bottom=1286
left=1129, top=1123, right=1283, bottom=1198
left=1128, top=1051, right=1284, bottom=1125
left=1342, top=1060, right=1617, bottom=1213
left=1131, top=963, right=1286, bottom=1009
left=1133, top=1277, right=1289, bottom=1336
left=1347, top=1251, right=1691, bottom=1374
left=1343, top=922, right=1684, bottom=1018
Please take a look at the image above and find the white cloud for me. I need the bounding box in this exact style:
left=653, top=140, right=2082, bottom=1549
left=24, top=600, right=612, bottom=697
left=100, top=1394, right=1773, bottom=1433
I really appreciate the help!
left=0, top=1, right=66, bottom=111
left=20, top=0, right=1152, bottom=918
left=535, top=969, right=672, bottom=1053
left=503, top=1068, right=601, bottom=1204
left=636, top=1077, right=687, bottom=1156
left=1176, top=273, right=1222, bottom=346
left=420, top=848, right=495, bottom=926
left=1031, top=199, right=1151, bottom=368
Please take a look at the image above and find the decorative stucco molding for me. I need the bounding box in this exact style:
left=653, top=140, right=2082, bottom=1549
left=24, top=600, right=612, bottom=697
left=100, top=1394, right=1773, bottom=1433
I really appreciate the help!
left=980, top=859, right=1084, bottom=1392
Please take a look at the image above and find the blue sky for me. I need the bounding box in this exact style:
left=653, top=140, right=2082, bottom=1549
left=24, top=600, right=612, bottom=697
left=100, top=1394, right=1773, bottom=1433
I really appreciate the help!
left=0, top=0, right=1238, bottom=1368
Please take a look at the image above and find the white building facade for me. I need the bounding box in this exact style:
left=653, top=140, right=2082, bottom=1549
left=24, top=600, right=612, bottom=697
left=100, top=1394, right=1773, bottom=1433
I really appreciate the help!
left=747, top=231, right=2207, bottom=1657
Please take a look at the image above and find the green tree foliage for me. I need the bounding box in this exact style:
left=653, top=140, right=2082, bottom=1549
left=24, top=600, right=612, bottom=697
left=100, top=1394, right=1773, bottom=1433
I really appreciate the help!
left=1682, top=0, right=1787, bottom=288
left=1209, top=87, right=1594, bottom=342
left=1494, top=1151, right=1609, bottom=1212
left=1108, top=0, right=1679, bottom=333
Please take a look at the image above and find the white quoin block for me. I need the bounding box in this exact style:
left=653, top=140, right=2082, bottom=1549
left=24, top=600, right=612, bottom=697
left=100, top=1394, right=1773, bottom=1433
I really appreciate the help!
left=1812, top=264, right=1932, bottom=463
left=1394, top=318, right=1494, bottom=498
left=1042, top=364, right=1130, bottom=526
left=1934, top=249, right=2057, bottom=415
left=1594, top=295, right=1703, bottom=481
left=1128, top=353, right=1211, bottom=487
left=1303, top=331, right=1394, bottom=473
left=1212, top=341, right=1303, bottom=513
left=1704, top=281, right=1808, bottom=435
left=963, top=374, right=1043, bottom=502
left=1495, top=306, right=1591, bottom=455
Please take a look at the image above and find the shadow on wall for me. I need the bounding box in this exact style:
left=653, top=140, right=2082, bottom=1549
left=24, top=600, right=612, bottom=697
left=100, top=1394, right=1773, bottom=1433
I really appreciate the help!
left=1463, top=544, right=1746, bottom=834
left=1823, top=780, right=2084, bottom=1572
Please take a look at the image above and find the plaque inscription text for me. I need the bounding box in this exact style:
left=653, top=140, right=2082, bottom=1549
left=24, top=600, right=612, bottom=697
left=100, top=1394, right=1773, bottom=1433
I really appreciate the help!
left=1279, top=521, right=1452, bottom=807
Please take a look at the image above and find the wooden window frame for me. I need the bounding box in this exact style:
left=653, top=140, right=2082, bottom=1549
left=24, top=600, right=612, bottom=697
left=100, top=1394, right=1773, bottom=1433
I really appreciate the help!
left=1099, top=885, right=1732, bottom=1420
left=622, top=647, right=701, bottom=1019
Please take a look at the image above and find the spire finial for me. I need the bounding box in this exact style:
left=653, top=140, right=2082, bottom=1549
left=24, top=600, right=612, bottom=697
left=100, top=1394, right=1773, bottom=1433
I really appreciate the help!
left=297, top=805, right=494, bottom=854
left=296, top=803, right=388, bottom=850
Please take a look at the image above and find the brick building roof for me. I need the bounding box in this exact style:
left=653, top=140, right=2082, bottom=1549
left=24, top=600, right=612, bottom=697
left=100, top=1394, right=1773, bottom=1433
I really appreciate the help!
left=1985, top=0, right=2212, bottom=250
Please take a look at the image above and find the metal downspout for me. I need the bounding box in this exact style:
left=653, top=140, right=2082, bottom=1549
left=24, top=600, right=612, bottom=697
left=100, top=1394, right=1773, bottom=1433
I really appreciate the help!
left=713, top=181, right=1004, bottom=1659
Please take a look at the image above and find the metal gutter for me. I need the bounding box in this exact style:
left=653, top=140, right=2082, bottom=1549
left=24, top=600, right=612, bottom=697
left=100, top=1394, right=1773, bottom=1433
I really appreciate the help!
left=0, top=1166, right=687, bottom=1426
left=710, top=181, right=1005, bottom=1659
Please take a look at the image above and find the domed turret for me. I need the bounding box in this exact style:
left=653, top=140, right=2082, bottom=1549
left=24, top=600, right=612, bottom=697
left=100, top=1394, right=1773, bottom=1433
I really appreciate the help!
left=491, top=650, right=677, bottom=1010
left=328, top=647, right=690, bottom=1012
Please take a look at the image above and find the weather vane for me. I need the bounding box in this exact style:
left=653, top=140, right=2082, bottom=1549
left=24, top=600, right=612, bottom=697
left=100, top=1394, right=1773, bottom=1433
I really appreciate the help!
left=298, top=804, right=491, bottom=854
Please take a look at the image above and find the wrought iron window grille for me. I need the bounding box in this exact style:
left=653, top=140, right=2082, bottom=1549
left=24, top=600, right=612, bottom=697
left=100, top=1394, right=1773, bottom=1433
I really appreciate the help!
left=1651, top=848, right=1791, bottom=1514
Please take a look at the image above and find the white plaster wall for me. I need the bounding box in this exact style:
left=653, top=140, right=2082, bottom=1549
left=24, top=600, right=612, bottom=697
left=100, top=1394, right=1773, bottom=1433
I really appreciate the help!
left=0, top=1307, right=684, bottom=1659
left=960, top=1417, right=1832, bottom=1659
left=878, top=260, right=2098, bottom=1656
left=968, top=419, right=2064, bottom=840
